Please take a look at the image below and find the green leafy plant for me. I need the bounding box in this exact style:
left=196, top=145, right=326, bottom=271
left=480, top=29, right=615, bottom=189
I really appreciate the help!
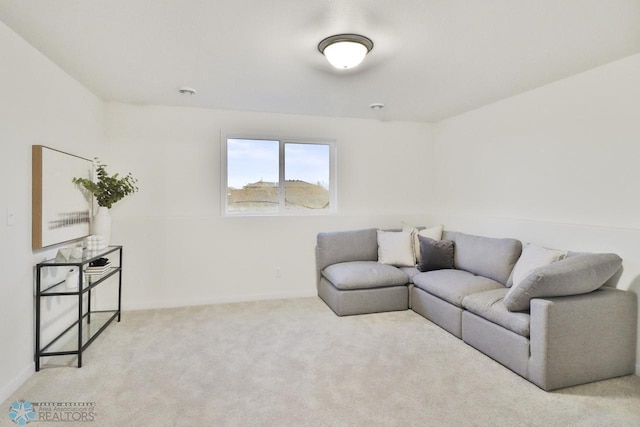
left=73, top=158, right=139, bottom=209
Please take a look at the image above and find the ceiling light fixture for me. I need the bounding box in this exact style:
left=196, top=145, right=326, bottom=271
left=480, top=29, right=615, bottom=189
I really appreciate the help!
left=369, top=103, right=384, bottom=111
left=318, top=34, right=374, bottom=70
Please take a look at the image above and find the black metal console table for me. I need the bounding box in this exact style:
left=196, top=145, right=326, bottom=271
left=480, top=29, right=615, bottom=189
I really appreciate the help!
left=35, top=246, right=122, bottom=371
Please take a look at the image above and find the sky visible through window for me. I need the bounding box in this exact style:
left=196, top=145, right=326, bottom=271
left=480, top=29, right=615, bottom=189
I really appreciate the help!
left=227, top=139, right=330, bottom=189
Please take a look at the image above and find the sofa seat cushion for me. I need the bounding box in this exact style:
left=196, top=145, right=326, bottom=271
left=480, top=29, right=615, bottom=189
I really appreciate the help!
left=413, top=269, right=504, bottom=307
left=399, top=266, right=420, bottom=284
left=322, top=261, right=409, bottom=290
left=462, top=288, right=531, bottom=337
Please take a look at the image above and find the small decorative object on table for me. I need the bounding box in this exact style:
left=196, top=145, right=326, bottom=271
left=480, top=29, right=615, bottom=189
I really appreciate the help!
left=71, top=246, right=83, bottom=259
left=86, top=235, right=107, bottom=251
left=72, top=158, right=138, bottom=246
left=65, top=268, right=78, bottom=289
left=56, top=245, right=83, bottom=262
left=84, top=258, right=112, bottom=277
left=56, top=247, right=74, bottom=262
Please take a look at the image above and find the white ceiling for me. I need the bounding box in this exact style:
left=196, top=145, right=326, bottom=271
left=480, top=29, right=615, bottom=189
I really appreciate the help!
left=2, top=0, right=640, bottom=122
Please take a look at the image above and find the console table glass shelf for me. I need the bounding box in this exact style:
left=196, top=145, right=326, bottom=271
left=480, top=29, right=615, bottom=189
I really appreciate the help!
left=35, top=246, right=122, bottom=371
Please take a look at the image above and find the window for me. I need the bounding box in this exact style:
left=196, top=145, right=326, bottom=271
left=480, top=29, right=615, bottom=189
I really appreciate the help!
left=222, top=136, right=336, bottom=215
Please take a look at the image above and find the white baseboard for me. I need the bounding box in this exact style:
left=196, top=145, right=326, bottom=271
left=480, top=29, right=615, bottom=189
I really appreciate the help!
left=122, top=289, right=317, bottom=311
left=0, top=362, right=34, bottom=405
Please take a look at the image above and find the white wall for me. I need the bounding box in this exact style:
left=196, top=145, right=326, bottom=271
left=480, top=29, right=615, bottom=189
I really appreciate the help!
left=0, top=21, right=104, bottom=402
left=432, top=53, right=640, bottom=372
left=103, top=104, right=435, bottom=309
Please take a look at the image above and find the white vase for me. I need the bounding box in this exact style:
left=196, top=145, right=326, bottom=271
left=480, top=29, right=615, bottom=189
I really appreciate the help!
left=92, top=206, right=112, bottom=246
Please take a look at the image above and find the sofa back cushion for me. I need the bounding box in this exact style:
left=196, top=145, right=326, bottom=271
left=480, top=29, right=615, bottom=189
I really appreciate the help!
left=443, top=231, right=522, bottom=285
left=316, top=228, right=378, bottom=271
left=503, top=252, right=622, bottom=312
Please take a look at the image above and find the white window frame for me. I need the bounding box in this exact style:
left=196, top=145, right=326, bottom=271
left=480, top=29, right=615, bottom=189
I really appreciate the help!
left=221, top=133, right=337, bottom=216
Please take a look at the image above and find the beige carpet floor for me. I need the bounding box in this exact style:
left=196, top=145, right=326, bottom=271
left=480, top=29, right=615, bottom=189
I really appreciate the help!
left=3, top=297, right=640, bottom=427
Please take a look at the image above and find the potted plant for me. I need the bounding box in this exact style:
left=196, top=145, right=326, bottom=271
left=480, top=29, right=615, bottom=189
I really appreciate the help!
left=73, top=158, right=138, bottom=245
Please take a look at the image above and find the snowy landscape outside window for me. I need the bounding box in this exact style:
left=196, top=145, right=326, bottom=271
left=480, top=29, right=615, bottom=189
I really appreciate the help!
left=223, top=137, right=336, bottom=215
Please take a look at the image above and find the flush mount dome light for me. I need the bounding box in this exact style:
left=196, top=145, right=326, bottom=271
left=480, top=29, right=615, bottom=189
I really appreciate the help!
left=318, top=34, right=374, bottom=69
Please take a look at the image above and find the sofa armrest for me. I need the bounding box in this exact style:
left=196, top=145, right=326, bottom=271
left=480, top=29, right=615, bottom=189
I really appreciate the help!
left=528, top=287, right=637, bottom=391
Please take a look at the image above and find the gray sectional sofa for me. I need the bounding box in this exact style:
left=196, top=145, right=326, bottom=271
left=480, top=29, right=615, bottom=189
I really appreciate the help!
left=316, top=228, right=638, bottom=391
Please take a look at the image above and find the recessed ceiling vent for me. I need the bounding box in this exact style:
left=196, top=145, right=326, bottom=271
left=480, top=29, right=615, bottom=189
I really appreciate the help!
left=178, top=87, right=197, bottom=96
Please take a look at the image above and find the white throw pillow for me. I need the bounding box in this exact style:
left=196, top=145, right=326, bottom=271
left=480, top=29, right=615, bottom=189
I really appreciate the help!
left=512, top=243, right=567, bottom=287
left=377, top=230, right=415, bottom=267
left=401, top=224, right=419, bottom=261
left=401, top=224, right=444, bottom=264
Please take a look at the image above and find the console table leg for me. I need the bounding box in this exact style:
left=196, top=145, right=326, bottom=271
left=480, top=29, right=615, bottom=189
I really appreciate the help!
left=35, top=266, right=41, bottom=372
left=78, top=289, right=83, bottom=368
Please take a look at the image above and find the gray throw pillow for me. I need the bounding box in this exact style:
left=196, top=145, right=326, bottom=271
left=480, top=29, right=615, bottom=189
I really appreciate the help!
left=503, top=253, right=622, bottom=312
left=417, top=235, right=455, bottom=272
